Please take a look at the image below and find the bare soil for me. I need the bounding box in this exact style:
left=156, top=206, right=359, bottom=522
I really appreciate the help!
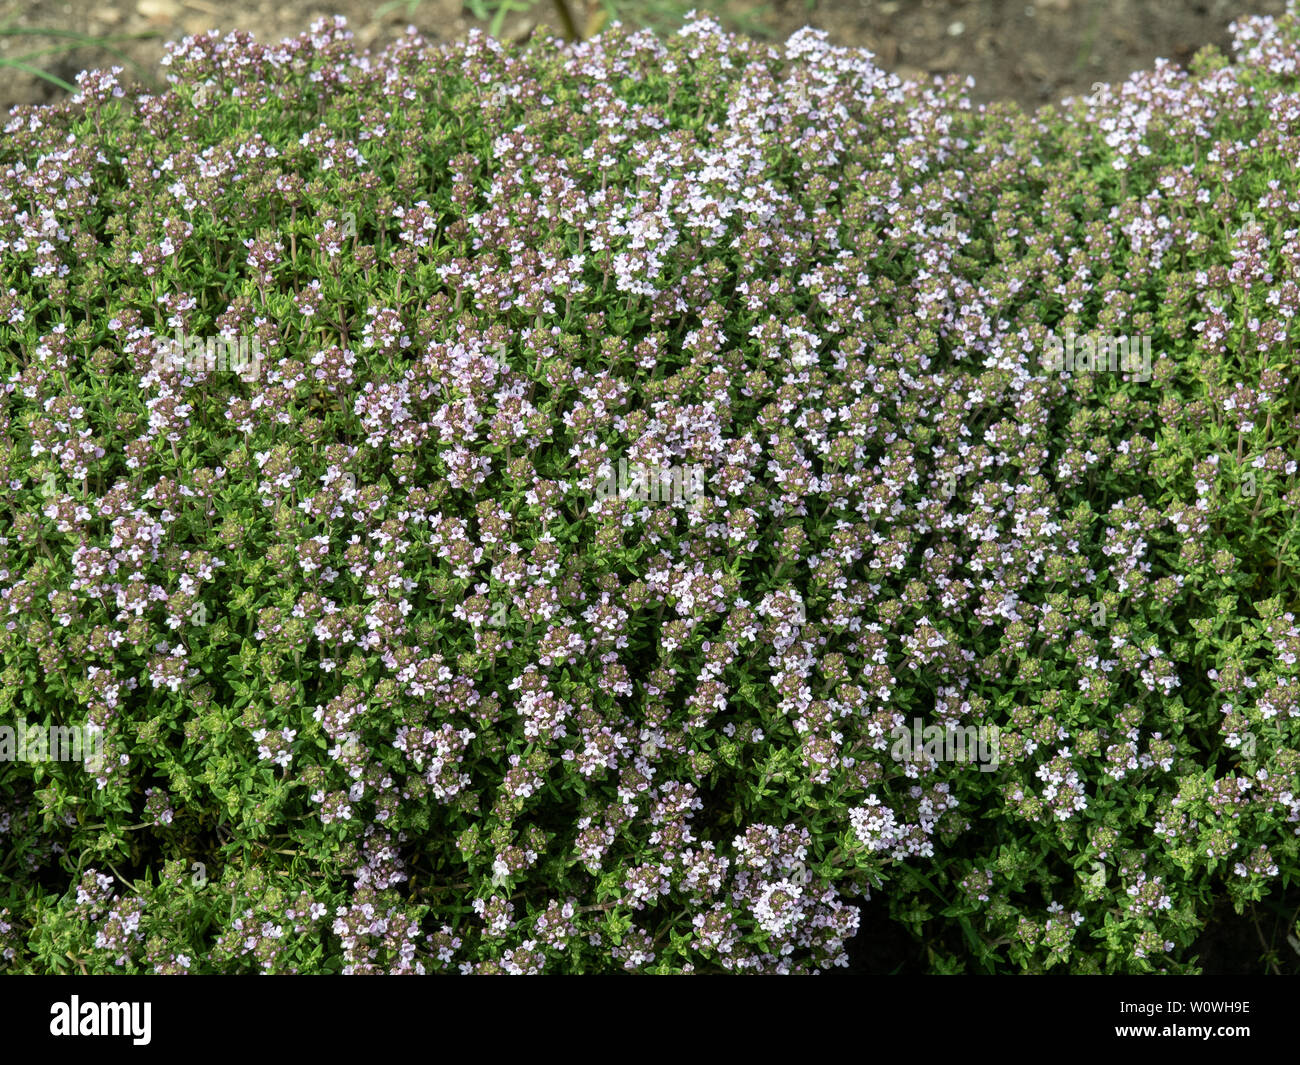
left=0, top=0, right=1291, bottom=112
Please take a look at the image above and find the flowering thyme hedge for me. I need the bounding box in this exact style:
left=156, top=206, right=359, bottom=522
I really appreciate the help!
left=1, top=9, right=1299, bottom=975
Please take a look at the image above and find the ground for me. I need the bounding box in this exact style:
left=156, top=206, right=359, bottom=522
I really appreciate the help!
left=0, top=0, right=1291, bottom=111
left=3, top=0, right=1298, bottom=975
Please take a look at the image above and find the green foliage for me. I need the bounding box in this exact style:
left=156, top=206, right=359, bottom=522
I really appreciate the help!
left=0, top=9, right=1299, bottom=974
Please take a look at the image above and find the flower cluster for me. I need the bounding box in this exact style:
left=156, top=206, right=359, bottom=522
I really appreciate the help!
left=1, top=8, right=1299, bottom=974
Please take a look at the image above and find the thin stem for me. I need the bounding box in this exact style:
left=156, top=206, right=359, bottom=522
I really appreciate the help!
left=551, top=0, right=580, bottom=41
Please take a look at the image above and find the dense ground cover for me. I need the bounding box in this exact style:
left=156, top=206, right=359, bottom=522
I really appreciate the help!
left=1, top=8, right=1298, bottom=974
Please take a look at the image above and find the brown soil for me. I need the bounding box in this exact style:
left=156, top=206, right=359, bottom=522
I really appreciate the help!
left=0, top=0, right=1291, bottom=112
left=767, top=0, right=1292, bottom=105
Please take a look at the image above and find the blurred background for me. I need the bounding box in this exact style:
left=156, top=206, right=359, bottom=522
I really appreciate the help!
left=0, top=0, right=1291, bottom=111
